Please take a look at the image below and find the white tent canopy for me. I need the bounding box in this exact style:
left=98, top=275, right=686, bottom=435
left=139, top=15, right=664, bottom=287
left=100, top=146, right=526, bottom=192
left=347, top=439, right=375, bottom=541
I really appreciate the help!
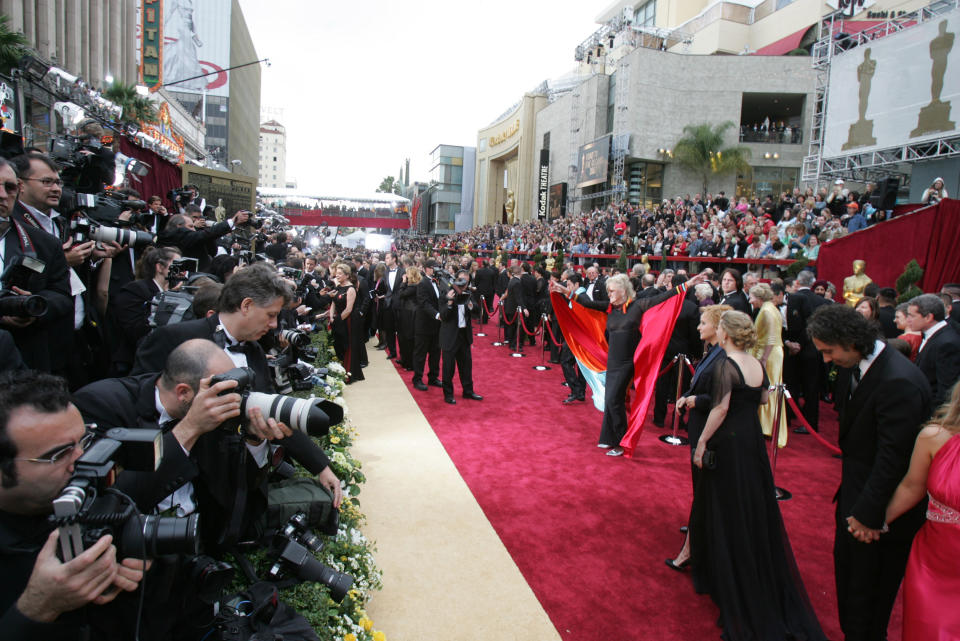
left=340, top=229, right=366, bottom=248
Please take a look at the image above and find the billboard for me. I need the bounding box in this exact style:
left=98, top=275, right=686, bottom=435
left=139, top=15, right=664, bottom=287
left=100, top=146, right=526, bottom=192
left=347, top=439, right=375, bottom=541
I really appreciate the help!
left=160, top=0, right=232, bottom=96
left=823, top=14, right=959, bottom=159
left=537, top=149, right=550, bottom=220
left=576, top=136, right=610, bottom=188
left=182, top=165, right=255, bottom=214
left=548, top=183, right=567, bottom=220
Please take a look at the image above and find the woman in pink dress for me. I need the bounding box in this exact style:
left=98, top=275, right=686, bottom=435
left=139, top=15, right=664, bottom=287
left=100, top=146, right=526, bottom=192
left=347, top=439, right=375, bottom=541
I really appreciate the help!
left=883, top=381, right=960, bottom=640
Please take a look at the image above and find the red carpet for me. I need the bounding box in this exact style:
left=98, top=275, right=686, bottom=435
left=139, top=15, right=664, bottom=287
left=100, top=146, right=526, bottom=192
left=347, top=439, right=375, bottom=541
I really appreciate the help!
left=390, top=322, right=903, bottom=641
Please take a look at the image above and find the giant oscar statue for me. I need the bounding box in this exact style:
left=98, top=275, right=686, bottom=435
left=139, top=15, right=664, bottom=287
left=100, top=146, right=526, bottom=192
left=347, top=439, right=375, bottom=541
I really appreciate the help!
left=843, top=260, right=873, bottom=307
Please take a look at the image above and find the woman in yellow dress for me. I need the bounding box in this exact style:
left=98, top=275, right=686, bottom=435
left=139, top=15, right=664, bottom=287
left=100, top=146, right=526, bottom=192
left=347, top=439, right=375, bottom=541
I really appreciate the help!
left=749, top=283, right=788, bottom=447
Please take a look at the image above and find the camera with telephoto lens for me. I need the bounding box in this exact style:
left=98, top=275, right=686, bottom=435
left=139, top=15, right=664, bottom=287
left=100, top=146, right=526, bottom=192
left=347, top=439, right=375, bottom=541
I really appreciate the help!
left=279, top=329, right=310, bottom=349
left=67, top=213, right=156, bottom=248
left=208, top=367, right=343, bottom=438
left=278, top=266, right=303, bottom=282
left=166, top=257, right=199, bottom=287
left=280, top=511, right=324, bottom=553
left=51, top=427, right=199, bottom=561
left=0, top=256, right=49, bottom=318
left=186, top=554, right=236, bottom=604
left=168, top=188, right=194, bottom=206
left=267, top=534, right=353, bottom=603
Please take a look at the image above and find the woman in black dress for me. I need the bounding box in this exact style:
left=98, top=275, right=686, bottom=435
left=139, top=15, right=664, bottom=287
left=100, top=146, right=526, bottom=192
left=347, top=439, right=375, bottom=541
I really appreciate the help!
left=396, top=266, right=420, bottom=371
left=553, top=272, right=706, bottom=456
left=689, top=310, right=826, bottom=641
left=328, top=262, right=364, bottom=383
left=666, top=303, right=731, bottom=570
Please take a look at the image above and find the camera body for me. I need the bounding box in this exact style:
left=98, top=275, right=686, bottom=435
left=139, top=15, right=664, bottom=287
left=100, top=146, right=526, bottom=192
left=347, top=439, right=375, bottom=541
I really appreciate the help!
left=51, top=427, right=199, bottom=561
left=0, top=255, right=49, bottom=318
left=166, top=257, right=199, bottom=287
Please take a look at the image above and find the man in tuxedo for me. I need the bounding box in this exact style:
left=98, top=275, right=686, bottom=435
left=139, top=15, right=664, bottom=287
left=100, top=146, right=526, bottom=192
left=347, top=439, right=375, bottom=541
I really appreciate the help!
left=0, top=159, right=73, bottom=373
left=380, top=251, right=402, bottom=359
left=519, top=263, right=538, bottom=347
left=718, top=268, right=750, bottom=314
left=158, top=209, right=247, bottom=272
left=439, top=271, right=483, bottom=405
left=131, top=264, right=334, bottom=482
left=908, top=293, right=960, bottom=408
left=584, top=265, right=607, bottom=302
left=558, top=270, right=588, bottom=403
left=502, top=264, right=527, bottom=352
left=785, top=270, right=829, bottom=433
left=472, top=259, right=497, bottom=325
left=876, top=288, right=899, bottom=339
left=412, top=259, right=442, bottom=391
left=807, top=304, right=930, bottom=641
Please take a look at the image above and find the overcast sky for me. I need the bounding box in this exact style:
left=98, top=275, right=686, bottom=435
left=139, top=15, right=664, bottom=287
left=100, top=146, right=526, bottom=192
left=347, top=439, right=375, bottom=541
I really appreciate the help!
left=237, top=0, right=606, bottom=196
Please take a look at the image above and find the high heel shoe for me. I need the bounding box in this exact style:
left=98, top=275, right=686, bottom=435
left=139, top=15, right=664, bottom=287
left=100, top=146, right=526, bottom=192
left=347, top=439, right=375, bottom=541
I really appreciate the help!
left=664, top=557, right=690, bottom=572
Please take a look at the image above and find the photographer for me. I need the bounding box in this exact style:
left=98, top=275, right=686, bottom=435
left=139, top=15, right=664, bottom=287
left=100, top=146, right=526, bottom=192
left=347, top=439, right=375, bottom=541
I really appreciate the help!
left=0, top=158, right=73, bottom=374
left=131, top=264, right=341, bottom=501
left=0, top=371, right=148, bottom=640
left=439, top=270, right=483, bottom=405
left=159, top=208, right=249, bottom=272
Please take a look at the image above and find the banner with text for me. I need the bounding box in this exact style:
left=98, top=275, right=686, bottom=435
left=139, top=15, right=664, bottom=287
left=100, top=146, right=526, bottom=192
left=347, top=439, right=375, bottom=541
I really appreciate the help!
left=576, top=136, right=610, bottom=189
left=549, top=183, right=567, bottom=220
left=537, top=149, right=550, bottom=220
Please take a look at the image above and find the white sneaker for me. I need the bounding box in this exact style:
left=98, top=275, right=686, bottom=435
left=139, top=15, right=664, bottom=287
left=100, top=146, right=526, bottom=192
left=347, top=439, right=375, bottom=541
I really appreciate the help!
left=597, top=443, right=612, bottom=449
left=606, top=447, right=624, bottom=457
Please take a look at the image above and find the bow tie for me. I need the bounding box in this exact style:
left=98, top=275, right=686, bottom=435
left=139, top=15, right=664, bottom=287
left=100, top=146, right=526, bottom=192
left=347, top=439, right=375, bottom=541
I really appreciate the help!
left=227, top=342, right=250, bottom=355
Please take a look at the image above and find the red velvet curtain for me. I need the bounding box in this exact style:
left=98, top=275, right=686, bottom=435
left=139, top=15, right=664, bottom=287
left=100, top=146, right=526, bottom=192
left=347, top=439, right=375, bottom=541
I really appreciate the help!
left=117, top=137, right=182, bottom=205
left=817, top=199, right=960, bottom=292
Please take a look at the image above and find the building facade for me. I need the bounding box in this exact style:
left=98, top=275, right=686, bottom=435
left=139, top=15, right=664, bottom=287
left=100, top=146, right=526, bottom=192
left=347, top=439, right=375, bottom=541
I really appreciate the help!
left=258, top=120, right=286, bottom=189
left=474, top=93, right=548, bottom=226
left=427, top=144, right=476, bottom=234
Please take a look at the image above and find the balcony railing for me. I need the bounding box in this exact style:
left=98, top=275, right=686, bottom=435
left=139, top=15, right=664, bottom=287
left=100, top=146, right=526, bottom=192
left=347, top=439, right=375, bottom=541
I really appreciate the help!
left=740, top=126, right=803, bottom=144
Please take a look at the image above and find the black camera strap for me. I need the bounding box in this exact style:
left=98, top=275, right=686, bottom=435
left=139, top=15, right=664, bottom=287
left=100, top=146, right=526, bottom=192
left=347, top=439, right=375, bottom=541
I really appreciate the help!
left=11, top=218, right=37, bottom=259
left=223, top=442, right=249, bottom=547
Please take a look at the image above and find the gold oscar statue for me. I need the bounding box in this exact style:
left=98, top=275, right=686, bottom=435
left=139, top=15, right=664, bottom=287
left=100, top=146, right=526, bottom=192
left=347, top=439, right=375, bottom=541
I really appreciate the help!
left=843, top=260, right=873, bottom=307
left=545, top=255, right=556, bottom=272
left=843, top=49, right=878, bottom=151
left=505, top=190, right=516, bottom=225
left=214, top=198, right=226, bottom=222
left=912, top=20, right=955, bottom=137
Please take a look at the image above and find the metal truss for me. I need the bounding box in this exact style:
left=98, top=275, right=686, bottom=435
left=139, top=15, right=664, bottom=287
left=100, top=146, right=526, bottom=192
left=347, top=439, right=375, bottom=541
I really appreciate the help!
left=805, top=0, right=960, bottom=185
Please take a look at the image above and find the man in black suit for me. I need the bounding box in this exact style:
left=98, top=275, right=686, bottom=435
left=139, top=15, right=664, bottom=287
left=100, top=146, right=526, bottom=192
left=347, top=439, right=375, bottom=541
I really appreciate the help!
left=439, top=271, right=483, bottom=404
left=584, top=265, right=607, bottom=302
left=502, top=264, right=527, bottom=352
left=158, top=209, right=247, bottom=272
left=875, top=288, right=899, bottom=339
left=519, top=263, right=538, bottom=347
left=785, top=269, right=829, bottom=432
left=0, top=159, right=73, bottom=373
left=264, top=231, right=288, bottom=262
left=807, top=304, right=931, bottom=641
left=131, top=264, right=335, bottom=484
left=718, top=268, right=750, bottom=314
left=412, top=259, right=442, bottom=391
left=473, top=259, right=497, bottom=325
left=636, top=273, right=659, bottom=299
left=653, top=277, right=702, bottom=426
left=380, top=251, right=402, bottom=359
left=908, top=293, right=960, bottom=408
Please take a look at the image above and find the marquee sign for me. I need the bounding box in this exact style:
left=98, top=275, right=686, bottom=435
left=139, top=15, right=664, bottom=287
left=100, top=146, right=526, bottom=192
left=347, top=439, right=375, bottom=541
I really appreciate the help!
left=140, top=0, right=163, bottom=90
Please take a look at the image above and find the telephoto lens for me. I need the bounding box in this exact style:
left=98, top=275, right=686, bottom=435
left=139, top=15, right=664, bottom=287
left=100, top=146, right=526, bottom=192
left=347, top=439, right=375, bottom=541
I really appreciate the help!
left=269, top=538, right=354, bottom=603
left=280, top=329, right=311, bottom=348
left=242, top=393, right=342, bottom=437
left=90, top=224, right=156, bottom=248
left=0, top=293, right=48, bottom=318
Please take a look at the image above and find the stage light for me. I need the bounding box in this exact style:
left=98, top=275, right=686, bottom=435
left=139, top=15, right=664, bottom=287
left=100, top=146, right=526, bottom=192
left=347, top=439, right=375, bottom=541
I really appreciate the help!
left=105, top=74, right=114, bottom=84
left=764, top=152, right=772, bottom=159
left=135, top=84, right=150, bottom=96
left=19, top=55, right=51, bottom=81
left=773, top=153, right=780, bottom=160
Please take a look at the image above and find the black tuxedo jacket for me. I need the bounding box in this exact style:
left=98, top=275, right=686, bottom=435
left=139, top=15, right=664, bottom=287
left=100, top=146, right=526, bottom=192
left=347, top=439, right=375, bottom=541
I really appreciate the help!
left=112, top=278, right=161, bottom=366
left=157, top=220, right=231, bottom=272
left=495, top=269, right=509, bottom=297
left=786, top=288, right=829, bottom=355
left=834, top=345, right=931, bottom=536
left=414, top=278, right=441, bottom=335
left=503, top=276, right=525, bottom=315
left=719, top=290, right=751, bottom=315
left=666, top=298, right=703, bottom=360
left=439, top=290, right=473, bottom=351
left=585, top=278, right=608, bottom=302
left=915, top=324, right=960, bottom=408
left=130, top=314, right=330, bottom=475
left=1, top=216, right=73, bottom=371
left=473, top=266, right=497, bottom=298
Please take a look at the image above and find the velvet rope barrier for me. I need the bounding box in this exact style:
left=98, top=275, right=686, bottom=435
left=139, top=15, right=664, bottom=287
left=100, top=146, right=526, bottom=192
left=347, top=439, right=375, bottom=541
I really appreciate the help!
left=783, top=389, right=842, bottom=455
left=518, top=310, right=542, bottom=336
left=502, top=308, right=519, bottom=326
left=657, top=355, right=678, bottom=378
left=686, top=360, right=696, bottom=376
left=480, top=295, right=498, bottom=319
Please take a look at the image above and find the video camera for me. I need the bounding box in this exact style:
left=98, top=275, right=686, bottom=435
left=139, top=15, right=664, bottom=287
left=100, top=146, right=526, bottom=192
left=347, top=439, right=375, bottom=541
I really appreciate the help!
left=208, top=367, right=343, bottom=438
left=0, top=256, right=49, bottom=318
left=51, top=427, right=199, bottom=561
left=168, top=187, right=194, bottom=208
left=166, top=257, right=200, bottom=287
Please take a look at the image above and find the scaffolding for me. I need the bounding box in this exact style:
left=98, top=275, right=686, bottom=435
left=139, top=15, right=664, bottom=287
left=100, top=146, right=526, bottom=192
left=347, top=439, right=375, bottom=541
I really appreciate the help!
left=803, top=0, right=960, bottom=185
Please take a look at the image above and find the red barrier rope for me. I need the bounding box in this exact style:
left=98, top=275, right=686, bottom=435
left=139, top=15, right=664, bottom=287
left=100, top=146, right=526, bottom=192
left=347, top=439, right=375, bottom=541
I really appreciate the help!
left=502, top=308, right=519, bottom=326
left=544, top=317, right=563, bottom=347
left=518, top=311, right=541, bottom=336
left=686, top=361, right=696, bottom=376
left=657, top=357, right=677, bottom=378
left=783, top=390, right=842, bottom=455
left=480, top=295, right=498, bottom=318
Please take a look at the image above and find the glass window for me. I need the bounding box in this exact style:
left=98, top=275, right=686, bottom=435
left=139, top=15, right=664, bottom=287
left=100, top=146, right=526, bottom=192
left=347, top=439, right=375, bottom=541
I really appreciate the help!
left=635, top=0, right=656, bottom=27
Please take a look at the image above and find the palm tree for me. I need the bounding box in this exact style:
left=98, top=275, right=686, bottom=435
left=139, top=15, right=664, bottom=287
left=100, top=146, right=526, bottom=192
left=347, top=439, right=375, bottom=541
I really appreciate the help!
left=672, top=121, right=751, bottom=197
left=103, top=81, right=157, bottom=124
left=0, top=15, right=31, bottom=75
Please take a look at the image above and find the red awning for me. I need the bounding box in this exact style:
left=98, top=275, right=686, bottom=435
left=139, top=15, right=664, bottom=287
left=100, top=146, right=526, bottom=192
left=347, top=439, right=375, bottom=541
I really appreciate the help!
left=753, top=20, right=887, bottom=56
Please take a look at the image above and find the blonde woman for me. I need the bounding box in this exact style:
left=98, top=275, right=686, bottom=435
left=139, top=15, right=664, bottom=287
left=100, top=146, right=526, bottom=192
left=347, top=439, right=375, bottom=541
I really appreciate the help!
left=749, top=283, right=788, bottom=447
left=688, top=311, right=826, bottom=641
left=879, top=382, right=960, bottom=640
